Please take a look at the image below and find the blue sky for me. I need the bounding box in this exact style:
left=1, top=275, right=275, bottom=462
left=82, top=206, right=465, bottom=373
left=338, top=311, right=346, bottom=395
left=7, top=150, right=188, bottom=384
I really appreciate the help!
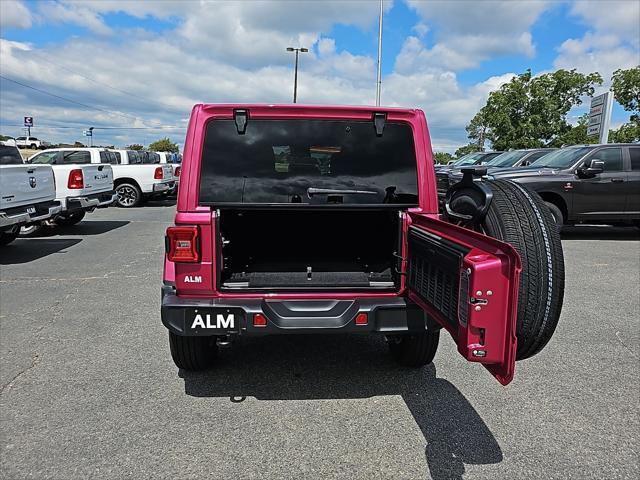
left=1, top=0, right=638, bottom=152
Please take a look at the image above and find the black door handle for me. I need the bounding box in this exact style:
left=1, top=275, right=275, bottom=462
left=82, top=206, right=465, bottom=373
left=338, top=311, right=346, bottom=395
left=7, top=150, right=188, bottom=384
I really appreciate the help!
left=611, top=178, right=624, bottom=183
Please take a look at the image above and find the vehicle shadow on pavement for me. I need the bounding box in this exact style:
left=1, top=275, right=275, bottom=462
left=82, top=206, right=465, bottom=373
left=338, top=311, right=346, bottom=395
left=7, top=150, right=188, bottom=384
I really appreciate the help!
left=25, top=220, right=129, bottom=238
left=0, top=238, right=82, bottom=264
left=143, top=197, right=177, bottom=207
left=181, top=334, right=502, bottom=480
left=560, top=225, right=640, bottom=241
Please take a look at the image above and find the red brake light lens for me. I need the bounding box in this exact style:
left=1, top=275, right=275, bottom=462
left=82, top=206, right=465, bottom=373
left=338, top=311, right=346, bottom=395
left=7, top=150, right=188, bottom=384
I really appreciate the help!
left=174, top=166, right=181, bottom=177
left=154, top=166, right=163, bottom=179
left=166, top=226, right=200, bottom=262
left=355, top=313, right=368, bottom=325
left=253, top=313, right=267, bottom=327
left=67, top=169, right=84, bottom=189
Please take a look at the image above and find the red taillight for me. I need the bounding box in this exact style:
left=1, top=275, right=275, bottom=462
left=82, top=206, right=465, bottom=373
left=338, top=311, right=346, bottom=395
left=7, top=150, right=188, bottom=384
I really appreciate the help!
left=67, top=169, right=84, bottom=189
left=253, top=313, right=267, bottom=327
left=355, top=313, right=368, bottom=325
left=154, top=167, right=163, bottom=179
left=166, top=226, right=199, bottom=262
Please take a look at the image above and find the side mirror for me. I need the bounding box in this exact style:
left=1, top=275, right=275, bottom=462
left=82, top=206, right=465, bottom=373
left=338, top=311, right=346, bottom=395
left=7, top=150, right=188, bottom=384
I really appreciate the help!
left=581, top=159, right=604, bottom=177
left=447, top=160, right=456, bottom=165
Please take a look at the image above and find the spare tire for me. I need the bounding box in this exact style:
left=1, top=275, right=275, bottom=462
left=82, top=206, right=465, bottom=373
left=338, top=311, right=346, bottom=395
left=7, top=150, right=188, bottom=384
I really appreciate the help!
left=448, top=179, right=565, bottom=360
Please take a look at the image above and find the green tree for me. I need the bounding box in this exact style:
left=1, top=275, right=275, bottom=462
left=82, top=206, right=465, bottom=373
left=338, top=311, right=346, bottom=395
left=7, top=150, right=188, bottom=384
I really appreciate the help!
left=127, top=144, right=144, bottom=150
left=609, top=66, right=640, bottom=142
left=609, top=122, right=640, bottom=143
left=148, top=137, right=179, bottom=153
left=433, top=152, right=454, bottom=164
left=454, top=143, right=482, bottom=157
left=467, top=69, right=603, bottom=150
left=550, top=114, right=598, bottom=147
left=611, top=66, right=640, bottom=121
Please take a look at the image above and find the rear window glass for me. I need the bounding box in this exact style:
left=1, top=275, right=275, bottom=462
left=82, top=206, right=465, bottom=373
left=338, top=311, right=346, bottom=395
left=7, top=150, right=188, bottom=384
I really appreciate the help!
left=99, top=151, right=118, bottom=164
left=630, top=147, right=640, bottom=171
left=141, top=152, right=160, bottom=164
left=0, top=146, right=24, bottom=165
left=199, top=119, right=418, bottom=205
left=126, top=151, right=140, bottom=164
left=62, top=151, right=91, bottom=164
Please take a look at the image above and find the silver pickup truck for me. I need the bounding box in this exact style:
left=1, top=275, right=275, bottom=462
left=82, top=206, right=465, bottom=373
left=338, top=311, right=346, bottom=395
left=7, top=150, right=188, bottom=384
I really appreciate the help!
left=0, top=143, right=61, bottom=245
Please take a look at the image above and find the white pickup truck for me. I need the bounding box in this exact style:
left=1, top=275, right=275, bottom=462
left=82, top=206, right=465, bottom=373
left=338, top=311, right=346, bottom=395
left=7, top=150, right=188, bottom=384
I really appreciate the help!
left=26, top=148, right=117, bottom=233
left=108, top=149, right=174, bottom=207
left=157, top=151, right=181, bottom=193
left=0, top=143, right=61, bottom=245
left=15, top=136, right=52, bottom=149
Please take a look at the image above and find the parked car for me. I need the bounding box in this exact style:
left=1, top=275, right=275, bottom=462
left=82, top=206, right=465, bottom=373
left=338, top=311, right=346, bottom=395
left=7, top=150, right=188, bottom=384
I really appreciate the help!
left=0, top=142, right=61, bottom=245
left=157, top=152, right=181, bottom=193
left=160, top=104, right=565, bottom=386
left=436, top=151, right=503, bottom=198
left=15, top=136, right=51, bottom=149
left=437, top=149, right=558, bottom=201
left=25, top=148, right=117, bottom=234
left=105, top=149, right=174, bottom=207
left=489, top=144, right=640, bottom=228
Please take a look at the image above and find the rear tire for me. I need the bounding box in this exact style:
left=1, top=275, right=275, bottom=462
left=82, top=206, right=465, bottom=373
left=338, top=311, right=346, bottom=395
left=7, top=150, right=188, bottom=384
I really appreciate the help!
left=169, top=332, right=217, bottom=370
left=481, top=180, right=565, bottom=360
left=544, top=201, right=564, bottom=229
left=388, top=330, right=440, bottom=367
left=55, top=211, right=86, bottom=226
left=116, top=183, right=142, bottom=208
left=0, top=231, right=18, bottom=246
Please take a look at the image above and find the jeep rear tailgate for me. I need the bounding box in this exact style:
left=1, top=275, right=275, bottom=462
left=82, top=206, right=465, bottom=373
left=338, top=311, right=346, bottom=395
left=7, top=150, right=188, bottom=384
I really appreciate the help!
left=0, top=165, right=56, bottom=210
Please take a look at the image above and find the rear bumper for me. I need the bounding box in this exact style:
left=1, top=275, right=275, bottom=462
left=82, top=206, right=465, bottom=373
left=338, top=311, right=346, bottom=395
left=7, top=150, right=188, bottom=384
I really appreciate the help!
left=0, top=200, right=62, bottom=229
left=153, top=181, right=175, bottom=193
left=161, top=286, right=437, bottom=336
left=66, top=191, right=117, bottom=212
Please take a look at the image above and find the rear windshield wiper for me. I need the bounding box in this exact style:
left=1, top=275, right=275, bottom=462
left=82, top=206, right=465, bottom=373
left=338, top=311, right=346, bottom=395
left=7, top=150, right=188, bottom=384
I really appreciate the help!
left=307, top=187, right=377, bottom=197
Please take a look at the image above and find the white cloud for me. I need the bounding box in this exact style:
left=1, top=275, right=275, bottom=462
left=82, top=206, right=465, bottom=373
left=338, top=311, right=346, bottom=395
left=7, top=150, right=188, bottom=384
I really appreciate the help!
left=570, top=0, right=640, bottom=46
left=554, top=1, right=640, bottom=87
left=0, top=0, right=32, bottom=30
left=37, top=1, right=112, bottom=35
left=554, top=32, right=639, bottom=84
left=404, top=0, right=549, bottom=70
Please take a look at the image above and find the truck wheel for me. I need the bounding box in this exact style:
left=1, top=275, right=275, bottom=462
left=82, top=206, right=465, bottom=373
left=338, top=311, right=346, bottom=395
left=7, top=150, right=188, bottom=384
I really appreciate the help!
left=544, top=201, right=564, bottom=229
left=30, top=143, right=37, bottom=149
left=388, top=330, right=440, bottom=367
left=19, top=224, right=43, bottom=237
left=0, top=231, right=18, bottom=246
left=168, top=332, right=217, bottom=370
left=116, top=183, right=142, bottom=208
left=55, top=211, right=86, bottom=226
left=474, top=180, right=564, bottom=360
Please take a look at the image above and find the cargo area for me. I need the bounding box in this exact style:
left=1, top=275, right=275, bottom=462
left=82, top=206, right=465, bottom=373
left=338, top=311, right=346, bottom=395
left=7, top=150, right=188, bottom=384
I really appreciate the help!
left=218, top=209, right=402, bottom=291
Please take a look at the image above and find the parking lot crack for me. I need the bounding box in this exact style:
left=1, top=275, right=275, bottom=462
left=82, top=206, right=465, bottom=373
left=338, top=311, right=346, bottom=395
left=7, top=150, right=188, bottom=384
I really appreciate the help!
left=0, top=352, right=40, bottom=395
left=615, top=331, right=638, bottom=359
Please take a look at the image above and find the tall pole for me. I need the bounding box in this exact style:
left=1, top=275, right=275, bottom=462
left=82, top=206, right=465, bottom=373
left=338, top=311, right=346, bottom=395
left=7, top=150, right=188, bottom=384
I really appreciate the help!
left=375, top=0, right=383, bottom=106
left=293, top=49, right=299, bottom=103
left=287, top=47, right=308, bottom=103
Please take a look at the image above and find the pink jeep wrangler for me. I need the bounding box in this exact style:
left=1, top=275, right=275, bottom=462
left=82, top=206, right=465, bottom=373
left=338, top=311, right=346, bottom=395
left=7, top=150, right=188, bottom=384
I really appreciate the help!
left=161, top=104, right=564, bottom=385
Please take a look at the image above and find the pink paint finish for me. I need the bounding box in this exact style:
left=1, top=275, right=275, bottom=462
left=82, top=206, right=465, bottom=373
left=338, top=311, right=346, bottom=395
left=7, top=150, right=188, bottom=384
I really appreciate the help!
left=163, top=103, right=523, bottom=385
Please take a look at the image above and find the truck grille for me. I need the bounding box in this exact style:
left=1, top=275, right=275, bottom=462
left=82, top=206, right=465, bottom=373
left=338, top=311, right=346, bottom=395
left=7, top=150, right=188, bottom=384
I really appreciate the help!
left=407, top=227, right=468, bottom=329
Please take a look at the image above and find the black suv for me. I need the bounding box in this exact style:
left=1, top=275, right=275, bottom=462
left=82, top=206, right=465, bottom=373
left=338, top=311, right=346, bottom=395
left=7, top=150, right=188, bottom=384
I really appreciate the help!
left=489, top=144, right=640, bottom=227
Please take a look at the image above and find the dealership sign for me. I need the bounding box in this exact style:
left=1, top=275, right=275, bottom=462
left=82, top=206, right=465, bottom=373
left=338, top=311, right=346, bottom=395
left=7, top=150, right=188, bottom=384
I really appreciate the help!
left=24, top=116, right=33, bottom=127
left=587, top=92, right=613, bottom=143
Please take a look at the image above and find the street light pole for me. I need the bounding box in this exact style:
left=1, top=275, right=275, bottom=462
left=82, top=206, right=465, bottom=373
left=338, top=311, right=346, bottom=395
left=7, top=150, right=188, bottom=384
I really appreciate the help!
left=286, top=47, right=308, bottom=103
left=375, top=0, right=383, bottom=106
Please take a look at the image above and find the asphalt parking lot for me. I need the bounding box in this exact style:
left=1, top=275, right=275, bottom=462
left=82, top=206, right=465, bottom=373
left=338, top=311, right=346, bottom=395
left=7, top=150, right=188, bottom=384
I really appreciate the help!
left=0, top=202, right=638, bottom=480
